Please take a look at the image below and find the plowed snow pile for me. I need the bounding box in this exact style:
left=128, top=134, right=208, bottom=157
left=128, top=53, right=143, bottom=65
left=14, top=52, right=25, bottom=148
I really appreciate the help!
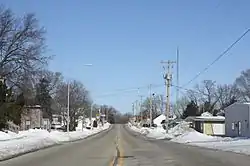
left=0, top=123, right=111, bottom=160
left=128, top=121, right=250, bottom=156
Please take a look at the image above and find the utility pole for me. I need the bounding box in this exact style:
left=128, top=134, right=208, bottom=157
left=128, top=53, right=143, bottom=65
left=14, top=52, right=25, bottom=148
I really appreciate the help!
left=139, top=95, right=144, bottom=122
left=67, top=82, right=70, bottom=134
left=161, top=60, right=176, bottom=132
left=149, top=84, right=152, bottom=127
left=132, top=102, right=135, bottom=117
left=106, top=108, right=108, bottom=123
left=90, top=103, right=93, bottom=129
left=135, top=100, right=138, bottom=122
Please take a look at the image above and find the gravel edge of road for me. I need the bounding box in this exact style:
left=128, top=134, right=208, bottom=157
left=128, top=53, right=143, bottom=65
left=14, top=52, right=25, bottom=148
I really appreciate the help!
left=0, top=124, right=113, bottom=162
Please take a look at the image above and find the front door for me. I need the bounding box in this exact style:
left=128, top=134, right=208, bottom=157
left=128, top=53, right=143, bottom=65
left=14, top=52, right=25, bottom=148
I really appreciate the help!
left=238, top=121, right=241, bottom=136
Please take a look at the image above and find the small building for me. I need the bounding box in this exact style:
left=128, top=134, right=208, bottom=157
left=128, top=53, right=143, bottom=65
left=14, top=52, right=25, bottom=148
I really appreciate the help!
left=185, top=112, right=225, bottom=136
left=225, top=103, right=250, bottom=137
left=20, top=105, right=51, bottom=130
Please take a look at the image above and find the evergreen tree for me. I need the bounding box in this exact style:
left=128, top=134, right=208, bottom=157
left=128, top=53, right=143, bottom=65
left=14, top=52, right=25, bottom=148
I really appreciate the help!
left=182, top=100, right=199, bottom=119
left=0, top=80, right=9, bottom=129
left=0, top=80, right=24, bottom=130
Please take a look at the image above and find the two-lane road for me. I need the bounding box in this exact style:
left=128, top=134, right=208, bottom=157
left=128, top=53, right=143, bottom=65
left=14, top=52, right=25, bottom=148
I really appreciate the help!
left=1, top=124, right=250, bottom=166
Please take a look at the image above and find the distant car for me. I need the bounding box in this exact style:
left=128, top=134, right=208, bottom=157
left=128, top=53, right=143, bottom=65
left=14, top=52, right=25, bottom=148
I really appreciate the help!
left=33, top=127, right=42, bottom=129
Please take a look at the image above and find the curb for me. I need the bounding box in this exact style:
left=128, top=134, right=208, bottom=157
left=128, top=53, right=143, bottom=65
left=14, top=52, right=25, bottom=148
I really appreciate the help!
left=0, top=124, right=113, bottom=162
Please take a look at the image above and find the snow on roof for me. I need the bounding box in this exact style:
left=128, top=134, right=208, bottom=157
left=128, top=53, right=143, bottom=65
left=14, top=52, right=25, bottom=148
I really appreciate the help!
left=201, top=112, right=212, bottom=117
left=153, top=114, right=165, bottom=125
left=195, top=116, right=225, bottom=120
left=153, top=114, right=177, bottom=125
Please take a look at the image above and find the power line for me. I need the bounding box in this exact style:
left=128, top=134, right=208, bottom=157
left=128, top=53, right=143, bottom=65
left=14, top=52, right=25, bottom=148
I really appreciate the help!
left=94, top=82, right=203, bottom=99
left=182, top=28, right=250, bottom=88
left=94, top=83, right=164, bottom=98
left=171, top=84, right=206, bottom=95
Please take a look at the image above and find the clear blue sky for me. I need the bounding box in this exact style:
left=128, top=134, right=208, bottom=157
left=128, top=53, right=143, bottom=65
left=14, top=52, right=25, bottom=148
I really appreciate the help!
left=2, top=0, right=250, bottom=113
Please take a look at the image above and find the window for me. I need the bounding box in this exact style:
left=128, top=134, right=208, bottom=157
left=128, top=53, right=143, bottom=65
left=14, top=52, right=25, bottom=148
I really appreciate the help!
left=232, top=123, right=235, bottom=130
left=25, top=120, right=31, bottom=130
left=238, top=122, right=241, bottom=135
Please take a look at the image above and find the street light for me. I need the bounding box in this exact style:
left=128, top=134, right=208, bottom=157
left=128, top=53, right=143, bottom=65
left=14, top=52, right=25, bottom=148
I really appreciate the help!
left=66, top=63, right=93, bottom=134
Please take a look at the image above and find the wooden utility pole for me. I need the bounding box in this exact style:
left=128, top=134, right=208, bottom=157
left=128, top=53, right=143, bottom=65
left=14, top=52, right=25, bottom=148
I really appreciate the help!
left=139, top=95, right=144, bottom=122
left=161, top=60, right=176, bottom=132
left=135, top=100, right=138, bottom=121
left=132, top=102, right=135, bottom=116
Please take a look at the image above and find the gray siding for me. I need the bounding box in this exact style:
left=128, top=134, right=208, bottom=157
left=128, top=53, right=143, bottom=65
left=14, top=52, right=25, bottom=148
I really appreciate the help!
left=225, top=103, right=250, bottom=137
left=20, top=107, right=43, bottom=130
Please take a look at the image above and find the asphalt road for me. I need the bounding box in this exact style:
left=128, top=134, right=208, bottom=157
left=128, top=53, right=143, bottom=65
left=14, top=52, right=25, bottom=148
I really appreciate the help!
left=1, top=124, right=250, bottom=166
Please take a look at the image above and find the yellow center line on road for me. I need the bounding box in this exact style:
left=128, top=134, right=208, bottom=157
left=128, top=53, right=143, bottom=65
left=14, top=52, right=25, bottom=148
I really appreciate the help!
left=117, top=137, right=124, bottom=166
left=109, top=156, right=115, bottom=166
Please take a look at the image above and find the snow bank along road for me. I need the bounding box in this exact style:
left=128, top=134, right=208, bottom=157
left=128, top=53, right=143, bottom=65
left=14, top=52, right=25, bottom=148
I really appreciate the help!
left=1, top=125, right=250, bottom=166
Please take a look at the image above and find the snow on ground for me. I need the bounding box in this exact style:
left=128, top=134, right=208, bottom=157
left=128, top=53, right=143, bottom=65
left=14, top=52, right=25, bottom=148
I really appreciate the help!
left=0, top=123, right=110, bottom=160
left=127, top=121, right=192, bottom=140
left=127, top=122, right=250, bottom=156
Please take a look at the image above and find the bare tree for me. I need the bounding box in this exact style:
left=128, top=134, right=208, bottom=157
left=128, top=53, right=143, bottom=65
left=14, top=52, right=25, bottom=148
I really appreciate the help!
left=141, top=94, right=163, bottom=119
left=0, top=7, right=51, bottom=88
left=54, top=80, right=91, bottom=130
left=235, top=69, right=250, bottom=102
left=36, top=70, right=64, bottom=96
left=216, top=84, right=240, bottom=109
left=189, top=80, right=220, bottom=113
left=186, top=89, right=199, bottom=105
left=175, top=95, right=189, bottom=115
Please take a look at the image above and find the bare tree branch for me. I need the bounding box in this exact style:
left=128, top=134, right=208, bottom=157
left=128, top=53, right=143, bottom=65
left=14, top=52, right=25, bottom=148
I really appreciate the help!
left=0, top=7, right=51, bottom=90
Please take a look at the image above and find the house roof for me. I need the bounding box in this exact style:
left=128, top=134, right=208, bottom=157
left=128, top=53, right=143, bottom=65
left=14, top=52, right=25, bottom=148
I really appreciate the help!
left=185, top=114, right=225, bottom=122
left=194, top=116, right=225, bottom=122
left=225, top=102, right=250, bottom=111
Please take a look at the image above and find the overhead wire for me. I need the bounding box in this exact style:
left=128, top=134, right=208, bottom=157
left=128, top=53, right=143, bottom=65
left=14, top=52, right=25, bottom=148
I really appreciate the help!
left=94, top=29, right=250, bottom=99
left=182, top=28, right=250, bottom=88
left=94, top=83, right=164, bottom=98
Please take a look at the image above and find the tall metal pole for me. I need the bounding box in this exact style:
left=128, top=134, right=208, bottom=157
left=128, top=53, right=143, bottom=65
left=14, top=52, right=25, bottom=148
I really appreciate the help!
left=149, top=84, right=152, bottom=127
left=176, top=47, right=180, bottom=117
left=135, top=100, right=138, bottom=122
left=67, top=81, right=70, bottom=134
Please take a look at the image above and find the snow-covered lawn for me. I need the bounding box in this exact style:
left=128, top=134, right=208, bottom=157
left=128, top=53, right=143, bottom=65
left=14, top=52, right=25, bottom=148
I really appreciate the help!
left=0, top=123, right=111, bottom=160
left=127, top=122, right=250, bottom=156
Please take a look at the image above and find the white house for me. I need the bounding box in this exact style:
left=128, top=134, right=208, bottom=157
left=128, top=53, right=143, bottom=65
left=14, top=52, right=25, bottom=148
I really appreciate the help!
left=225, top=103, right=250, bottom=137
left=185, top=112, right=225, bottom=136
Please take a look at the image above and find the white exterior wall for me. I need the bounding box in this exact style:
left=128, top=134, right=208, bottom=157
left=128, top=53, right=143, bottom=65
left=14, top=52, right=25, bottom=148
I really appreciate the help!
left=212, top=124, right=225, bottom=135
